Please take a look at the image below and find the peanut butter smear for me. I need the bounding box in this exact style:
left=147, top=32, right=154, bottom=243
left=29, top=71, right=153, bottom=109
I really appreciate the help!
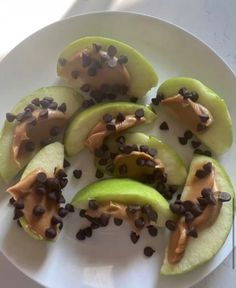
left=167, top=164, right=222, bottom=264
left=7, top=169, right=59, bottom=240
left=86, top=201, right=156, bottom=234
left=114, top=151, right=165, bottom=180
left=12, top=110, right=67, bottom=167
left=85, top=116, right=146, bottom=152
left=59, top=48, right=131, bottom=91
left=162, top=94, right=213, bottom=133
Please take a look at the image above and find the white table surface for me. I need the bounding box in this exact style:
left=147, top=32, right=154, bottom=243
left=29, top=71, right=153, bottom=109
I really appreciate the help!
left=0, top=0, right=235, bottom=287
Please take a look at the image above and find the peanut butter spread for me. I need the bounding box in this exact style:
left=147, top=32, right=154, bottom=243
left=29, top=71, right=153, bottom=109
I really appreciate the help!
left=167, top=164, right=222, bottom=264
left=162, top=94, right=213, bottom=133
left=60, top=48, right=131, bottom=90
left=114, top=151, right=164, bottom=180
left=7, top=169, right=59, bottom=239
left=85, top=116, right=146, bottom=151
left=12, top=110, right=67, bottom=167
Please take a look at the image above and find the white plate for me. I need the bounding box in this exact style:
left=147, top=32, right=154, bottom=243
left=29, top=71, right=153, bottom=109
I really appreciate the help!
left=0, top=12, right=235, bottom=288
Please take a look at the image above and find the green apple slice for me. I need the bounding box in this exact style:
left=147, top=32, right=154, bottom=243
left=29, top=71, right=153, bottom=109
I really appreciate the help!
left=0, top=86, right=82, bottom=182
left=64, top=102, right=157, bottom=156
left=57, top=36, right=158, bottom=98
left=97, top=132, right=187, bottom=185
left=157, top=77, right=233, bottom=154
left=71, top=178, right=174, bottom=227
left=8, top=142, right=64, bottom=240
left=161, top=155, right=234, bottom=275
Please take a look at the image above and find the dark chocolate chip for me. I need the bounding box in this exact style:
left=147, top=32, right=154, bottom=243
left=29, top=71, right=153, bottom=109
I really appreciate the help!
left=106, top=123, right=116, bottom=131
left=58, top=103, right=67, bottom=113
left=191, top=140, right=201, bottom=149
left=118, top=164, right=127, bottom=175
left=65, top=203, right=75, bottom=212
left=218, top=192, right=231, bottom=202
left=59, top=178, right=68, bottom=189
left=203, top=150, right=212, bottom=157
left=51, top=215, right=62, bottom=225
left=197, top=123, right=207, bottom=132
left=116, top=135, right=126, bottom=144
left=197, top=197, right=209, bottom=206
left=82, top=99, right=95, bottom=109
left=63, top=159, right=70, bottom=168
left=38, top=109, right=48, bottom=119
left=46, top=178, right=60, bottom=191
left=100, top=213, right=110, bottom=227
left=82, top=52, right=91, bottom=67
left=136, top=157, right=146, bottom=166
left=58, top=195, right=66, bottom=204
left=103, top=113, right=113, bottom=123
left=6, top=112, right=16, bottom=122
left=58, top=207, right=69, bottom=218
left=130, top=231, right=140, bottom=244
left=185, top=211, right=194, bottom=224
left=16, top=113, right=24, bottom=122
left=147, top=225, right=158, bottom=237
left=80, top=84, right=91, bottom=92
left=142, top=205, right=158, bottom=222
left=73, top=169, right=82, bottom=179
left=159, top=121, right=169, bottom=130
left=79, top=209, right=86, bottom=218
left=184, top=130, right=193, bottom=140
left=165, top=220, right=176, bottom=231
left=139, top=145, right=149, bottom=153
left=84, top=226, right=92, bottom=237
left=40, top=100, right=50, bottom=109
left=32, top=98, right=40, bottom=106
left=201, top=188, right=212, bottom=198
left=145, top=159, right=156, bottom=168
left=27, top=116, right=37, bottom=126
left=33, top=205, right=46, bottom=216
left=91, top=222, right=100, bottom=229
left=114, top=218, right=123, bottom=226
left=170, top=203, right=184, bottom=215
left=203, top=162, right=212, bottom=174
left=13, top=209, right=24, bottom=220
left=37, top=172, right=47, bottom=183
left=88, top=67, right=97, bottom=76
left=144, top=247, right=155, bottom=257
left=135, top=108, right=144, bottom=119
left=58, top=58, right=67, bottom=66
left=116, top=112, right=126, bottom=123
left=56, top=169, right=67, bottom=179
left=9, top=197, right=16, bottom=205
left=148, top=148, right=157, bottom=157
left=190, top=204, right=203, bottom=217
left=194, top=148, right=204, bottom=155
left=48, top=192, right=57, bottom=201
left=191, top=91, right=199, bottom=102
left=178, top=87, right=188, bottom=96
left=35, top=186, right=46, bottom=196
left=182, top=200, right=194, bottom=211
left=107, top=45, right=117, bottom=57
left=95, top=169, right=104, bottom=179
left=76, top=229, right=86, bottom=240
left=14, top=199, right=24, bottom=210
left=45, top=227, right=57, bottom=239
left=178, top=137, right=188, bottom=145
left=88, top=199, right=98, bottom=211
left=195, top=169, right=207, bottom=178
left=187, top=227, right=198, bottom=238
left=118, top=55, right=128, bottom=64
left=25, top=103, right=35, bottom=112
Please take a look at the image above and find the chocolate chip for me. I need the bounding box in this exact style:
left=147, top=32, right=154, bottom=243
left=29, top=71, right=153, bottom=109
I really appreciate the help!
left=27, top=116, right=37, bottom=126
left=56, top=169, right=67, bottom=179
left=191, top=140, right=201, bottom=149
left=106, top=123, right=116, bottom=131
left=84, top=226, right=92, bottom=237
left=139, top=145, right=148, bottom=153
left=95, top=169, right=104, bottom=179
left=16, top=113, right=24, bottom=122
left=148, top=148, right=157, bottom=157
left=58, top=103, right=67, bottom=113
left=159, top=121, right=169, bottom=130
left=100, top=213, right=110, bottom=227
left=25, top=103, right=35, bottom=112
left=114, top=218, right=123, bottom=226
left=178, top=137, right=188, bottom=145
left=197, top=123, right=207, bottom=132
left=126, top=205, right=141, bottom=214
left=82, top=52, right=91, bottom=67
left=58, top=195, right=66, bottom=204
left=80, top=84, right=91, bottom=93
left=71, top=70, right=80, bottom=79
left=40, top=100, right=50, bottom=109
left=58, top=207, right=69, bottom=218
left=145, top=159, right=156, bottom=168
left=119, top=164, right=127, bottom=175
left=45, top=227, right=57, bottom=239
left=65, top=203, right=74, bottom=212
left=194, top=148, right=204, bottom=155
left=118, top=55, right=128, bottom=64
left=187, top=227, right=198, bottom=238
left=195, top=169, right=207, bottom=178
left=6, top=112, right=16, bottom=122
left=147, top=225, right=158, bottom=237
left=58, top=58, right=67, bottom=66
left=35, top=186, right=46, bottom=196
left=170, top=203, right=184, bottom=215
left=197, top=197, right=209, bottom=206
left=203, top=162, right=212, bottom=174
left=144, top=247, right=155, bottom=257
left=33, top=205, right=46, bottom=216
left=191, top=91, right=199, bottom=102
left=201, top=188, right=212, bottom=198
left=91, top=222, right=100, bottom=229
left=79, top=209, right=86, bottom=218
left=116, top=112, right=126, bottom=123
left=88, top=67, right=97, bottom=77
left=59, top=178, right=68, bottom=189
left=130, top=231, right=140, bottom=244
left=116, top=135, right=126, bottom=144
left=63, top=159, right=70, bottom=169
left=218, top=192, right=231, bottom=202
left=73, top=169, right=82, bottom=179
left=51, top=215, right=62, bottom=225
left=203, top=150, right=212, bottom=157
left=32, top=98, right=40, bottom=106
left=9, top=197, right=15, bottom=206
left=136, top=157, right=145, bottom=166
left=103, top=113, right=113, bottom=123
left=46, top=178, right=60, bottom=191
left=179, top=87, right=188, bottom=96
left=39, top=109, right=48, bottom=119
left=142, top=205, right=158, bottom=222
left=82, top=99, right=95, bottom=109
left=76, top=229, right=86, bottom=240
left=13, top=209, right=24, bottom=220
left=107, top=45, right=117, bottom=57
left=152, top=93, right=165, bottom=106
left=190, top=204, right=202, bottom=217
left=185, top=211, right=194, bottom=224
left=165, top=220, right=176, bottom=231
left=14, top=199, right=24, bottom=210
left=36, top=172, right=47, bottom=183
left=182, top=200, right=194, bottom=211
left=135, top=108, right=144, bottom=119
left=43, top=96, right=53, bottom=103
left=92, top=43, right=101, bottom=52
left=48, top=192, right=57, bottom=201
left=88, top=199, right=98, bottom=210
left=184, top=130, right=193, bottom=140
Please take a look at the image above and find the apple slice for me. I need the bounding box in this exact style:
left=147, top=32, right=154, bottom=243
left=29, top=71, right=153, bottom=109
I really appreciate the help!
left=161, top=155, right=234, bottom=275
left=96, top=132, right=187, bottom=186
left=64, top=102, right=157, bottom=156
left=0, top=86, right=82, bottom=182
left=71, top=178, right=174, bottom=227
left=7, top=142, right=65, bottom=240
left=157, top=77, right=232, bottom=154
left=57, top=36, right=158, bottom=98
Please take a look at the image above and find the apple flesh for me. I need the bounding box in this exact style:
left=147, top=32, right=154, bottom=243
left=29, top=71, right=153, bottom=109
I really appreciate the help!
left=157, top=77, right=232, bottom=155
left=161, top=155, right=234, bottom=275
left=57, top=36, right=158, bottom=98
left=0, top=86, right=82, bottom=183
left=64, top=102, right=157, bottom=156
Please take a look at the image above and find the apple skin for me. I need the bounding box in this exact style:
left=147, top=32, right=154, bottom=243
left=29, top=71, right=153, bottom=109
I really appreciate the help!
left=0, top=86, right=82, bottom=183
left=57, top=36, right=158, bottom=98
left=161, top=155, right=235, bottom=275
left=157, top=77, right=233, bottom=155
left=97, top=132, right=187, bottom=185
left=71, top=178, right=175, bottom=227
left=64, top=102, right=157, bottom=156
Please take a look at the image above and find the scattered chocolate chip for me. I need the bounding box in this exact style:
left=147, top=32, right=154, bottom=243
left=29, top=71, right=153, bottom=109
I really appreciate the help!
left=182, top=200, right=194, bottom=211
left=159, top=121, right=169, bottom=130
left=40, top=100, right=50, bottom=109
left=106, top=123, right=116, bottom=131
left=116, top=112, right=126, bottom=123
left=119, top=164, right=128, bottom=175
left=194, top=148, right=204, bottom=155
left=116, top=135, right=126, bottom=144
left=184, top=130, right=193, bottom=140
left=142, top=205, right=158, bottom=222
left=73, top=169, right=82, bottom=179
left=103, top=113, right=113, bottom=123
left=58, top=58, right=67, bottom=66
left=201, top=188, right=212, bottom=198
left=100, top=213, right=110, bottom=227
left=147, top=225, right=158, bottom=237
left=14, top=199, right=24, bottom=210
left=195, top=169, right=207, bottom=179
left=45, top=227, right=57, bottom=239
left=178, top=137, right=188, bottom=145
left=56, top=169, right=67, bottom=179
left=185, top=211, right=194, bottom=224
left=122, top=145, right=134, bottom=154
left=65, top=203, right=75, bottom=213
left=84, top=226, right=92, bottom=237
left=33, top=205, right=46, bottom=216
left=76, top=229, right=86, bottom=240
left=136, top=157, right=145, bottom=166
left=82, top=99, right=95, bottom=109
left=197, top=123, right=207, bottom=132
left=16, top=113, right=24, bottom=122
left=178, top=87, right=188, bottom=96
left=63, top=159, right=70, bottom=168
left=80, top=84, right=91, bottom=93
left=197, top=197, right=209, bottom=206
left=203, top=150, right=212, bottom=157
left=170, top=203, right=184, bottom=215
left=13, top=209, right=24, bottom=220
left=114, top=218, right=123, bottom=226
left=145, top=159, right=156, bottom=168
left=130, top=231, right=140, bottom=244
left=32, top=98, right=40, bottom=106
left=59, top=178, right=68, bottom=188
left=165, top=220, right=176, bottom=231
left=190, top=204, right=203, bottom=217
left=58, top=207, right=69, bottom=218
left=48, top=192, right=57, bottom=201
left=218, top=192, right=231, bottom=202
left=191, top=91, right=199, bottom=102
left=25, top=103, right=35, bottom=112
left=46, top=178, right=60, bottom=190
left=27, top=116, right=37, bottom=126
left=187, top=227, right=198, bottom=238
left=107, top=45, right=117, bottom=57
left=134, top=217, right=145, bottom=229
left=144, top=247, right=155, bottom=257
left=88, top=199, right=98, bottom=211
left=203, top=162, right=212, bottom=174
left=91, top=222, right=100, bottom=229
left=35, top=186, right=46, bottom=196
left=79, top=209, right=86, bottom=218
left=6, top=112, right=16, bottom=122
left=58, top=103, right=67, bottom=113
left=51, top=215, right=62, bottom=225
left=9, top=197, right=16, bottom=205
left=139, top=145, right=149, bottom=153
left=118, top=55, right=128, bottom=64
left=135, top=108, right=144, bottom=119
left=148, top=148, right=157, bottom=157
left=58, top=195, right=66, bottom=204
left=82, top=52, right=91, bottom=67
left=191, top=140, right=201, bottom=149
left=36, top=172, right=47, bottom=183
left=39, top=109, right=48, bottom=119
left=95, top=169, right=104, bottom=179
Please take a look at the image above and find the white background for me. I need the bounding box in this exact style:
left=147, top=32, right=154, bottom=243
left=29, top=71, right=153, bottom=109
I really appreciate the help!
left=0, top=0, right=235, bottom=287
